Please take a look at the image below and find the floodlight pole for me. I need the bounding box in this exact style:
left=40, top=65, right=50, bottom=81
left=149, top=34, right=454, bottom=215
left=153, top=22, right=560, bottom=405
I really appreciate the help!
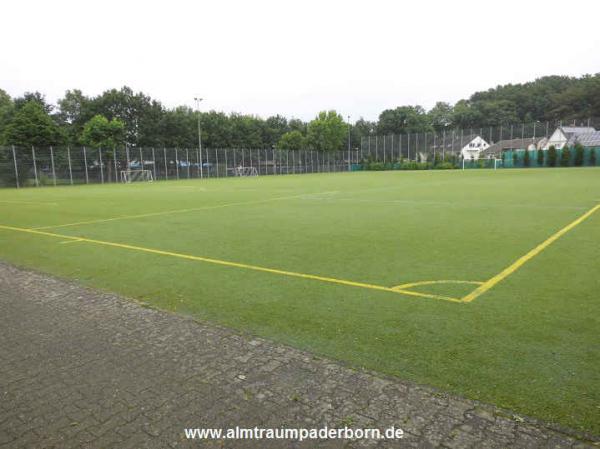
left=194, top=97, right=204, bottom=178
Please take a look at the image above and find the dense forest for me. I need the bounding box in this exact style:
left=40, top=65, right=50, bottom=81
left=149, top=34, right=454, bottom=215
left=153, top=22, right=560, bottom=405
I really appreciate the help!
left=0, top=74, right=598, bottom=151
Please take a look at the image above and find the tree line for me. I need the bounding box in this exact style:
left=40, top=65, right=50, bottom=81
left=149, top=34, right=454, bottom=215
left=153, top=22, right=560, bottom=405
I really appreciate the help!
left=0, top=73, right=598, bottom=151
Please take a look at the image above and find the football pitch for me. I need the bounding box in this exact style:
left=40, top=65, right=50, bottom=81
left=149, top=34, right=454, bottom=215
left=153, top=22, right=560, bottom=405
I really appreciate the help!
left=1, top=168, right=599, bottom=434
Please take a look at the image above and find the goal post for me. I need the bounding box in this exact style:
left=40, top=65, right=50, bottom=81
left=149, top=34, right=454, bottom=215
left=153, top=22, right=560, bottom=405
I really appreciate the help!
left=462, top=158, right=503, bottom=170
left=234, top=166, right=259, bottom=177
left=120, top=169, right=154, bottom=183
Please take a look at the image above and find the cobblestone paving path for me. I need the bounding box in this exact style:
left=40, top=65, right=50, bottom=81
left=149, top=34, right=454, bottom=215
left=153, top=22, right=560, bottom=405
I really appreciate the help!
left=0, top=262, right=598, bottom=448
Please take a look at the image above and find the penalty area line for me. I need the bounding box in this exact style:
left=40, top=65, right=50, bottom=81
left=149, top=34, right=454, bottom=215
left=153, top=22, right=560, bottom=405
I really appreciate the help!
left=0, top=223, right=461, bottom=303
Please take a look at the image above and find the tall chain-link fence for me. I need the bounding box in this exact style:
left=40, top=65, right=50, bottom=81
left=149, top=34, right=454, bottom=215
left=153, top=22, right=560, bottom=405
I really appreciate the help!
left=359, top=117, right=600, bottom=163
left=2, top=117, right=600, bottom=188
left=0, top=147, right=360, bottom=188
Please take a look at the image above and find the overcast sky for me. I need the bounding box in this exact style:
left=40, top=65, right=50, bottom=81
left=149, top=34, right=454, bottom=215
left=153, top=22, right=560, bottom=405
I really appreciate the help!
left=1, top=0, right=599, bottom=121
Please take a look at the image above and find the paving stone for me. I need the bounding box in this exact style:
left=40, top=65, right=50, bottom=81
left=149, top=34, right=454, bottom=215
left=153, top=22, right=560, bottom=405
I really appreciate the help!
left=0, top=261, right=598, bottom=449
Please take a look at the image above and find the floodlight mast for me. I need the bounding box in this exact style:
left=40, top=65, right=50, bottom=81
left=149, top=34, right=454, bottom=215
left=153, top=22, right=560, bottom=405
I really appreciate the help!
left=194, top=97, right=204, bottom=178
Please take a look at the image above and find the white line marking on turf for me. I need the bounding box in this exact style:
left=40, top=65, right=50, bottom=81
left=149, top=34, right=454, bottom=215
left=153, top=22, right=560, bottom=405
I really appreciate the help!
left=300, top=197, right=589, bottom=210
left=33, top=190, right=340, bottom=230
left=0, top=200, right=59, bottom=206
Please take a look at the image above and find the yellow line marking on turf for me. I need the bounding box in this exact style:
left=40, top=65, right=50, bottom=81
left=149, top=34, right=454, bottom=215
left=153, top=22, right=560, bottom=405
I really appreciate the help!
left=393, top=280, right=484, bottom=289
left=33, top=191, right=339, bottom=231
left=462, top=203, right=600, bottom=302
left=58, top=238, right=85, bottom=244
left=0, top=223, right=462, bottom=303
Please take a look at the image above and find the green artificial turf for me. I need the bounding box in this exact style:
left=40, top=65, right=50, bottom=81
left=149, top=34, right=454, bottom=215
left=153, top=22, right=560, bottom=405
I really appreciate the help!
left=1, top=168, right=599, bottom=434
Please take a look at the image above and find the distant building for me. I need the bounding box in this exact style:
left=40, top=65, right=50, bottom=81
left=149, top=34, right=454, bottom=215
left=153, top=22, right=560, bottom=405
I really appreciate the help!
left=543, top=126, right=596, bottom=150
left=460, top=135, right=490, bottom=160
left=481, top=137, right=545, bottom=159
left=429, top=134, right=489, bottom=160
left=573, top=130, right=600, bottom=148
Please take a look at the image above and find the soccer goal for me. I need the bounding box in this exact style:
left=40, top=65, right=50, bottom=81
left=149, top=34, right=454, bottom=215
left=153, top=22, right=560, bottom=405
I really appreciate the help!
left=462, top=158, right=503, bottom=170
left=234, top=166, right=259, bottom=177
left=120, top=169, right=154, bottom=183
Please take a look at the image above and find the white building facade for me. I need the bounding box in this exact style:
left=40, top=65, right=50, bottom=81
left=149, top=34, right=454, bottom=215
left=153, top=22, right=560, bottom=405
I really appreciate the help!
left=460, top=136, right=490, bottom=160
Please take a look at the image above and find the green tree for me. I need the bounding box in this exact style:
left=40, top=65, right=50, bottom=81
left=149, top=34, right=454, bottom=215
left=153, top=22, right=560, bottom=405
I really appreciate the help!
left=277, top=130, right=305, bottom=150
left=547, top=145, right=557, bottom=167
left=158, top=106, right=196, bottom=148
left=523, top=148, right=530, bottom=167
left=56, top=89, right=93, bottom=144
left=377, top=106, right=432, bottom=135
left=14, top=91, right=53, bottom=113
left=560, top=146, right=570, bottom=167
left=573, top=143, right=584, bottom=166
left=451, top=100, right=483, bottom=128
left=80, top=115, right=125, bottom=182
left=428, top=102, right=454, bottom=131
left=262, top=115, right=289, bottom=148
left=90, top=86, right=164, bottom=147
left=229, top=113, right=264, bottom=148
left=536, top=148, right=544, bottom=166
left=306, top=111, right=346, bottom=151
left=3, top=101, right=64, bottom=147
left=0, top=89, right=14, bottom=143
left=80, top=115, right=125, bottom=149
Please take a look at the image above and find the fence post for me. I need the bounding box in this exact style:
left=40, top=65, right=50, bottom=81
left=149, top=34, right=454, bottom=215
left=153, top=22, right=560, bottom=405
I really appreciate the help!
left=67, top=146, right=73, bottom=185
left=186, top=149, right=190, bottom=179
left=163, top=147, right=168, bottom=180
left=50, top=146, right=57, bottom=186
left=152, top=148, right=156, bottom=180
left=175, top=148, right=179, bottom=179
left=11, top=146, right=19, bottom=188
left=99, top=148, right=104, bottom=183
left=205, top=148, right=210, bottom=177
left=442, top=131, right=445, bottom=161
left=291, top=150, right=295, bottom=174
left=113, top=148, right=118, bottom=182
left=83, top=147, right=89, bottom=184
left=31, top=146, right=39, bottom=187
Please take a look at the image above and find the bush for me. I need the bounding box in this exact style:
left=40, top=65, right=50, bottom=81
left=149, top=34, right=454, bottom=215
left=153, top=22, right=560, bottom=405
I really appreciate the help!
left=512, top=151, right=518, bottom=167
left=574, top=143, right=584, bottom=166
left=434, top=162, right=455, bottom=170
left=368, top=162, right=385, bottom=171
left=537, top=149, right=544, bottom=166
left=560, top=147, right=570, bottom=167
left=524, top=149, right=530, bottom=167
left=548, top=145, right=557, bottom=167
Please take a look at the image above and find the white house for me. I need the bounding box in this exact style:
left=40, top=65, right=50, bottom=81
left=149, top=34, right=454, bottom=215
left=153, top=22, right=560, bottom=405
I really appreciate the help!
left=543, top=126, right=596, bottom=150
left=460, top=135, right=490, bottom=160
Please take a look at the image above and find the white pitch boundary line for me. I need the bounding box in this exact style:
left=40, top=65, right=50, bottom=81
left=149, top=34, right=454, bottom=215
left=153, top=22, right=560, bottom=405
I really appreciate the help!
left=0, top=200, right=59, bottom=206
left=299, top=197, right=590, bottom=210
left=33, top=190, right=340, bottom=231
